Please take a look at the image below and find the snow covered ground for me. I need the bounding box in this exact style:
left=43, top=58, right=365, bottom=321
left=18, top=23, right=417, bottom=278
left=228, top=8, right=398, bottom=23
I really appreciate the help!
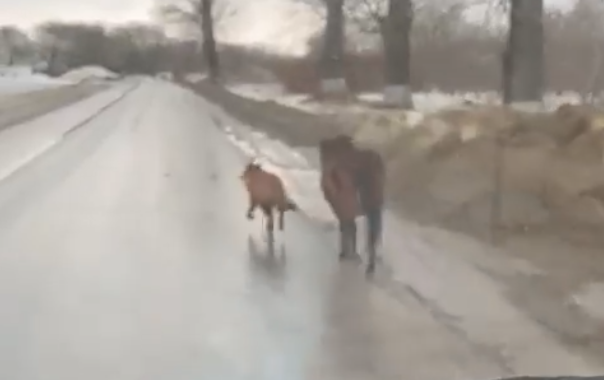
left=0, top=80, right=137, bottom=183
left=60, top=65, right=119, bottom=83
left=0, top=74, right=72, bottom=96
left=227, top=83, right=592, bottom=114
left=0, top=65, right=120, bottom=96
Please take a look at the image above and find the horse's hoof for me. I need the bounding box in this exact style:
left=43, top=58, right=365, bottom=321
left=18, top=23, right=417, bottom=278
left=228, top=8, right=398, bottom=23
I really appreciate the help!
left=365, top=264, right=376, bottom=275
left=350, top=252, right=362, bottom=261
left=339, top=252, right=361, bottom=261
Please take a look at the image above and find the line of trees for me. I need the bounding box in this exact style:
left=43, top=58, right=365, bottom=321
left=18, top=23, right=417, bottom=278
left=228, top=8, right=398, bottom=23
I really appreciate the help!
left=158, top=0, right=549, bottom=107
left=3, top=1, right=600, bottom=107
left=0, top=22, right=203, bottom=76
left=301, top=0, right=545, bottom=107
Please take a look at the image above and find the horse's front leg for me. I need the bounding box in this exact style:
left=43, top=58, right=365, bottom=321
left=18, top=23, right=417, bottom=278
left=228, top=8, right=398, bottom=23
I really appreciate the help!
left=339, top=219, right=358, bottom=260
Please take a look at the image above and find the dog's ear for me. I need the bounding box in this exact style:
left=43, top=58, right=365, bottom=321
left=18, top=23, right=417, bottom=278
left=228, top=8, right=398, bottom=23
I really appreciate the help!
left=249, top=158, right=262, bottom=169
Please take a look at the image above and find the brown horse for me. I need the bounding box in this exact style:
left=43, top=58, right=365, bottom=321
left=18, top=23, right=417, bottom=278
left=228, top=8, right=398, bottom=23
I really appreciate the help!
left=240, top=161, right=298, bottom=238
left=319, top=135, right=385, bottom=274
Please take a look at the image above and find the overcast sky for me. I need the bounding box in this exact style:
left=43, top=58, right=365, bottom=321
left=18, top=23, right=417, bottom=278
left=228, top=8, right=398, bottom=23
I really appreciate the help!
left=0, top=0, right=574, bottom=54
left=0, top=0, right=154, bottom=27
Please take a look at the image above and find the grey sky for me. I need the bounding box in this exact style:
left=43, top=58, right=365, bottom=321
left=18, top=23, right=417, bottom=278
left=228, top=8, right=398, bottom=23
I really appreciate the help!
left=0, top=0, right=574, bottom=55
left=0, top=0, right=154, bottom=27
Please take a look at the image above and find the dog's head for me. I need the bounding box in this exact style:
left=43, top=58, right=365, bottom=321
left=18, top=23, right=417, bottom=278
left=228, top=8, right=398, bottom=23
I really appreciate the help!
left=240, top=159, right=262, bottom=182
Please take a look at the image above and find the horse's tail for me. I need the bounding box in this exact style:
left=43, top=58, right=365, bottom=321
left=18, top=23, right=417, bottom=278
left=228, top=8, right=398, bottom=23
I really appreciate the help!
left=277, top=198, right=298, bottom=231
left=366, top=205, right=383, bottom=250
left=284, top=198, right=298, bottom=212
left=356, top=150, right=385, bottom=252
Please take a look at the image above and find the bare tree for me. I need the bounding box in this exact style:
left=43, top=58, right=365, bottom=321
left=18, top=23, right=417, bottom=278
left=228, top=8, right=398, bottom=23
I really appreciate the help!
left=560, top=1, right=604, bottom=102
left=380, top=0, right=413, bottom=107
left=319, top=0, right=348, bottom=96
left=325, top=0, right=412, bottom=106
left=201, top=0, right=219, bottom=81
left=0, top=26, right=32, bottom=65
left=158, top=0, right=230, bottom=82
left=503, top=0, right=544, bottom=106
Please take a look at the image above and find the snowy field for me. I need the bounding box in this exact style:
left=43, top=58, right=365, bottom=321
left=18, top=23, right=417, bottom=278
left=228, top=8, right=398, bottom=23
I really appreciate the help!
left=0, top=65, right=120, bottom=96
left=0, top=74, right=72, bottom=96
left=227, top=82, right=594, bottom=114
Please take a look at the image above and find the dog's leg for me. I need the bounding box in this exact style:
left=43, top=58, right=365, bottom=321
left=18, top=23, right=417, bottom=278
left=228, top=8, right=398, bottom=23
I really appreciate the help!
left=262, top=205, right=274, bottom=241
left=338, top=220, right=348, bottom=259
left=246, top=197, right=257, bottom=220
left=278, top=209, right=285, bottom=231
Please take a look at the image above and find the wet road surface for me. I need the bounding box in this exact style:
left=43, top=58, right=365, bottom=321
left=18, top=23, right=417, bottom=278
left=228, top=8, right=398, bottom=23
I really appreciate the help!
left=0, top=79, right=599, bottom=380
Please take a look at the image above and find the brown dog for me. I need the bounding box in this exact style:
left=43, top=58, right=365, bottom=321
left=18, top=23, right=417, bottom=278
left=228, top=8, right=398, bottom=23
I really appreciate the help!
left=240, top=161, right=298, bottom=237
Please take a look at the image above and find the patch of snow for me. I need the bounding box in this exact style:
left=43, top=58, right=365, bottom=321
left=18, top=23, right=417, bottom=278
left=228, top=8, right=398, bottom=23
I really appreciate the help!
left=228, top=83, right=592, bottom=115
left=572, top=282, right=604, bottom=320
left=60, top=66, right=119, bottom=83
left=0, top=65, right=34, bottom=77
left=0, top=72, right=72, bottom=95
left=226, top=83, right=287, bottom=101
left=185, top=73, right=206, bottom=83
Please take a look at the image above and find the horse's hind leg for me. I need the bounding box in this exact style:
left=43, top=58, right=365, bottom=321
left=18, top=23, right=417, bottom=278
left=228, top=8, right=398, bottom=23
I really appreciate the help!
left=338, top=221, right=347, bottom=259
left=365, top=206, right=383, bottom=274
left=348, top=220, right=358, bottom=258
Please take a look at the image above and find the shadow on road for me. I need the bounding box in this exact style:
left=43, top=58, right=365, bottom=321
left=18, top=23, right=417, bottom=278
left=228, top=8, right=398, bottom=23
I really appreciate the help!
left=247, top=235, right=287, bottom=281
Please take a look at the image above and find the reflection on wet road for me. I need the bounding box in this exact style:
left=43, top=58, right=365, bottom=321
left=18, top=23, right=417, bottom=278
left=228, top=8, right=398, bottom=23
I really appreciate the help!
left=0, top=79, right=600, bottom=379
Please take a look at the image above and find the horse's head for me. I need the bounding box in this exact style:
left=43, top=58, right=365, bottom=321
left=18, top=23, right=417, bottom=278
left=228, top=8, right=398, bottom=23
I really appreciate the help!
left=319, top=135, right=354, bottom=167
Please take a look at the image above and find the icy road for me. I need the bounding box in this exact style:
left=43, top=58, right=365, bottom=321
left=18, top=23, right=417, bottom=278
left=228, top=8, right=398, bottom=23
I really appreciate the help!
left=0, top=78, right=601, bottom=380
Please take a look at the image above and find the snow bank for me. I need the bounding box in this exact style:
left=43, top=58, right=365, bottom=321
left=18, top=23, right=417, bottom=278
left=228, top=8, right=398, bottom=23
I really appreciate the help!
left=60, top=66, right=119, bottom=83
left=0, top=72, right=72, bottom=95
left=228, top=82, right=592, bottom=115
left=185, top=73, right=207, bottom=84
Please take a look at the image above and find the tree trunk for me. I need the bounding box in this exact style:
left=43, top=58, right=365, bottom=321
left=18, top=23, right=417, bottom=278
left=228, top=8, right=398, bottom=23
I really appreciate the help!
left=319, top=0, right=347, bottom=96
left=7, top=46, right=14, bottom=66
left=47, top=46, right=58, bottom=76
left=503, top=0, right=544, bottom=107
left=201, top=0, right=219, bottom=82
left=380, top=0, right=413, bottom=108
